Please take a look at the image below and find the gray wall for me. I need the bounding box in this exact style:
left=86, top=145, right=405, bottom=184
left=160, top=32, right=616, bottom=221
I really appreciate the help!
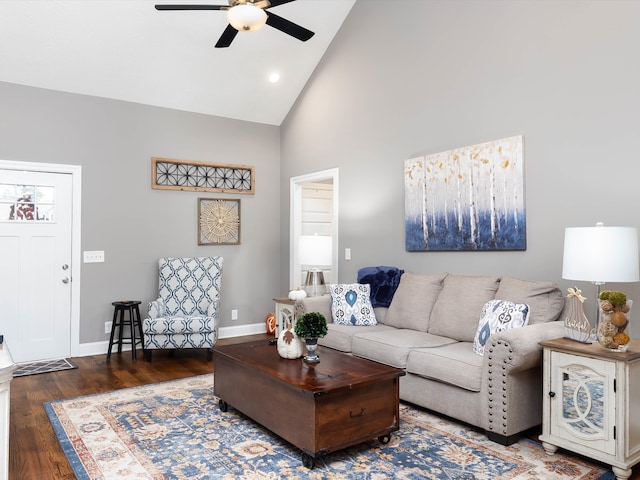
left=2, top=0, right=640, bottom=346
left=0, top=81, right=280, bottom=345
left=281, top=1, right=640, bottom=334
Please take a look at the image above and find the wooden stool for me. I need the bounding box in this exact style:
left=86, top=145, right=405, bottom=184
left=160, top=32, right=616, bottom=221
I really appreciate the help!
left=107, top=301, right=144, bottom=360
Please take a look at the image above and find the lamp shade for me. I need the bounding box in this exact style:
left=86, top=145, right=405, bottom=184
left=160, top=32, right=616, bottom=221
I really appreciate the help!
left=227, top=4, right=267, bottom=32
left=562, top=224, right=640, bottom=283
left=299, top=235, right=332, bottom=266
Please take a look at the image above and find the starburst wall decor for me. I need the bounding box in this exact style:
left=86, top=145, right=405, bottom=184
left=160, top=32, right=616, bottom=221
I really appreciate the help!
left=152, top=157, right=254, bottom=194
left=198, top=198, right=240, bottom=245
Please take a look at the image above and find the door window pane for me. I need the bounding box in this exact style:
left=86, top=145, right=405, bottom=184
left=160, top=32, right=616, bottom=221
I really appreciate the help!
left=0, top=184, right=55, bottom=222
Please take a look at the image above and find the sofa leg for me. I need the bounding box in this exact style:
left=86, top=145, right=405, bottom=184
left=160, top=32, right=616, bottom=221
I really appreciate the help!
left=206, top=348, right=213, bottom=361
left=486, top=431, right=520, bottom=446
left=145, top=350, right=152, bottom=362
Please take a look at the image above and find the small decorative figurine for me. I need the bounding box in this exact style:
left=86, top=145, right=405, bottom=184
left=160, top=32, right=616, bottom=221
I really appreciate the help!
left=563, top=287, right=594, bottom=343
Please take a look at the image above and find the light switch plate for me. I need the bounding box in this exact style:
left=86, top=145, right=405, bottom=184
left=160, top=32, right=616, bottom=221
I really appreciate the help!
left=84, top=251, right=105, bottom=263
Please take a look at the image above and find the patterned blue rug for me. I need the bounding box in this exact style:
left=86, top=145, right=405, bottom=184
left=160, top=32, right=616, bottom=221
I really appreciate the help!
left=44, top=374, right=614, bottom=479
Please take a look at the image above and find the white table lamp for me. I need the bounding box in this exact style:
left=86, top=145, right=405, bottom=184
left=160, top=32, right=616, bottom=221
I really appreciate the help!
left=563, top=223, right=639, bottom=292
left=562, top=222, right=639, bottom=326
left=299, top=234, right=332, bottom=297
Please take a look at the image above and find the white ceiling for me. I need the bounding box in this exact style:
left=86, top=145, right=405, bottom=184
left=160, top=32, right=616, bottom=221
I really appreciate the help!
left=0, top=0, right=356, bottom=126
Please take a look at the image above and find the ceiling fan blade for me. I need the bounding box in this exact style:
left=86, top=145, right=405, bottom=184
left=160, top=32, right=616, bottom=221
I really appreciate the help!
left=265, top=11, right=314, bottom=42
left=155, top=4, right=228, bottom=11
left=215, top=24, right=239, bottom=48
left=267, top=0, right=298, bottom=7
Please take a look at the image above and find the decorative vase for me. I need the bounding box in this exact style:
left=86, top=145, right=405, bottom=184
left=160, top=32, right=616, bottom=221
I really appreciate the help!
left=303, top=338, right=320, bottom=363
left=597, top=299, right=632, bottom=352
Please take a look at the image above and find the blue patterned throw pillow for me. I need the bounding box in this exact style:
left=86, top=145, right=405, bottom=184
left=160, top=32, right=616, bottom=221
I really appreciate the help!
left=329, top=283, right=377, bottom=326
left=472, top=299, right=530, bottom=356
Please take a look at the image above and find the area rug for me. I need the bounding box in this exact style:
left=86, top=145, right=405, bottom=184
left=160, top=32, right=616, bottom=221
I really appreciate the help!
left=13, top=357, right=77, bottom=377
left=44, top=374, right=614, bottom=479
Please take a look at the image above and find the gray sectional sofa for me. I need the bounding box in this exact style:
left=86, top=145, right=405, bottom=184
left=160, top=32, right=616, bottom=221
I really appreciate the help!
left=295, top=272, right=567, bottom=445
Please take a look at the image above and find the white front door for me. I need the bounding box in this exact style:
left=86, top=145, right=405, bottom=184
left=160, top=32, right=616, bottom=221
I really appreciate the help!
left=0, top=169, right=73, bottom=362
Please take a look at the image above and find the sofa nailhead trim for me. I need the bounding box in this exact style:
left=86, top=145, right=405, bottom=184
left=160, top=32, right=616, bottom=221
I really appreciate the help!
left=487, top=339, right=516, bottom=436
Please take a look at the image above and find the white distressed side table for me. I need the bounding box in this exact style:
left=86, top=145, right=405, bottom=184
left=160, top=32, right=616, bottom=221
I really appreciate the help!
left=539, top=337, right=640, bottom=480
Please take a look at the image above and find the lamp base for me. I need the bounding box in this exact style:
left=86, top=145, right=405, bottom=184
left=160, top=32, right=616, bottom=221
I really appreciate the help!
left=304, top=270, right=326, bottom=297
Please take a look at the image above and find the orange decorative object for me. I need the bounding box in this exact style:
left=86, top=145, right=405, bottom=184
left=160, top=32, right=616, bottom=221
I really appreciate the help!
left=266, top=313, right=277, bottom=335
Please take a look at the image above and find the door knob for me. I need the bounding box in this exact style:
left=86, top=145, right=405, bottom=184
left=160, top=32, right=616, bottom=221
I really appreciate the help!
left=62, top=277, right=70, bottom=284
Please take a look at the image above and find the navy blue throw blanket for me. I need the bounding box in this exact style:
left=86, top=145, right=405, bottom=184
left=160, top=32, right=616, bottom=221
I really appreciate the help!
left=357, top=266, right=404, bottom=308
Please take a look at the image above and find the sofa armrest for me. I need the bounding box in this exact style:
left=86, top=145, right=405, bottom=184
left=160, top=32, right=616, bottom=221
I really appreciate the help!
left=207, top=299, right=219, bottom=317
left=484, top=321, right=566, bottom=372
left=481, top=321, right=565, bottom=442
left=147, top=298, right=165, bottom=320
left=207, top=300, right=220, bottom=332
left=295, top=295, right=333, bottom=323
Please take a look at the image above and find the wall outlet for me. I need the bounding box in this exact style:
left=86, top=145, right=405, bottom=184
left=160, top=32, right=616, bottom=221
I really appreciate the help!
left=231, top=309, right=238, bottom=321
left=105, top=321, right=112, bottom=334
left=84, top=250, right=105, bottom=263
left=345, top=248, right=351, bottom=260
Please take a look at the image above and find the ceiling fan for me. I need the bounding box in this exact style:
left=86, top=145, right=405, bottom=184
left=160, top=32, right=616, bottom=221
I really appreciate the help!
left=155, top=0, right=315, bottom=48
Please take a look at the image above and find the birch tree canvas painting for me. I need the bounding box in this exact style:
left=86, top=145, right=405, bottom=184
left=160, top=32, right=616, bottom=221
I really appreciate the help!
left=405, top=135, right=526, bottom=251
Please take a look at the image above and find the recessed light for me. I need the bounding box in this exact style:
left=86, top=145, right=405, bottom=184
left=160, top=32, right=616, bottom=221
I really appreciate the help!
left=268, top=72, right=281, bottom=84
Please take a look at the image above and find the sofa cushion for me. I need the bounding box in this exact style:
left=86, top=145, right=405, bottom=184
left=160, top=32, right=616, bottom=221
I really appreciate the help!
left=357, top=266, right=404, bottom=308
left=296, top=295, right=333, bottom=324
left=318, top=323, right=396, bottom=352
left=472, top=299, right=530, bottom=356
left=494, top=275, right=565, bottom=324
left=351, top=329, right=456, bottom=368
left=143, top=316, right=215, bottom=334
left=373, top=307, right=389, bottom=324
left=429, top=275, right=500, bottom=342
left=406, top=342, right=483, bottom=392
left=329, top=283, right=377, bottom=326
left=385, top=272, right=448, bottom=332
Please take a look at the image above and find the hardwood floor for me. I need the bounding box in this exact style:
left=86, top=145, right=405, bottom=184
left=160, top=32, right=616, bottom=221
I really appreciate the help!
left=8, top=334, right=267, bottom=480
left=9, top=333, right=640, bottom=479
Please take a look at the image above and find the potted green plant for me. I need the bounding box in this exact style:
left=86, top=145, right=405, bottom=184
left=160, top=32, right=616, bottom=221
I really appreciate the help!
left=294, top=312, right=328, bottom=363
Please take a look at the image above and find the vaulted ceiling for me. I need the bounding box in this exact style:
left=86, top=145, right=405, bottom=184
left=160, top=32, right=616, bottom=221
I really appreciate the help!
left=0, top=0, right=356, bottom=126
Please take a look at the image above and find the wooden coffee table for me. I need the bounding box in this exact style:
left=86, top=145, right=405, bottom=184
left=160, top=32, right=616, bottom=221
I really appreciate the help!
left=213, top=340, right=405, bottom=468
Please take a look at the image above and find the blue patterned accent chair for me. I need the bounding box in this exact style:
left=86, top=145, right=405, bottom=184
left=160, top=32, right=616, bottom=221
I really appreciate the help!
left=143, top=257, right=223, bottom=361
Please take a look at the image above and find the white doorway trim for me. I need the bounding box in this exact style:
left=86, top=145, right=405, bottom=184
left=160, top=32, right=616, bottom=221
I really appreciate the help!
left=290, top=168, right=339, bottom=289
left=0, top=160, right=82, bottom=357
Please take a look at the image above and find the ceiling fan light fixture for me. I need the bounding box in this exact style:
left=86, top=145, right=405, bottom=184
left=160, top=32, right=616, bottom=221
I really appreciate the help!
left=227, top=4, right=267, bottom=32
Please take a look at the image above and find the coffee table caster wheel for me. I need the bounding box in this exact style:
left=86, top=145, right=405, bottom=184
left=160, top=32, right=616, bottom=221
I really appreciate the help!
left=378, top=434, right=391, bottom=444
left=301, top=453, right=315, bottom=469
left=218, top=399, right=228, bottom=412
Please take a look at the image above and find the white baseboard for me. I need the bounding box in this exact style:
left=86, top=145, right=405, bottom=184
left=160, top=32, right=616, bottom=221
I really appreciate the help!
left=218, top=322, right=266, bottom=339
left=72, top=323, right=266, bottom=358
left=73, top=340, right=111, bottom=358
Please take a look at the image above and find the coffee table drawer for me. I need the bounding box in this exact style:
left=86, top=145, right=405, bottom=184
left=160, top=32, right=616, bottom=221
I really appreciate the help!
left=315, top=378, right=400, bottom=452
